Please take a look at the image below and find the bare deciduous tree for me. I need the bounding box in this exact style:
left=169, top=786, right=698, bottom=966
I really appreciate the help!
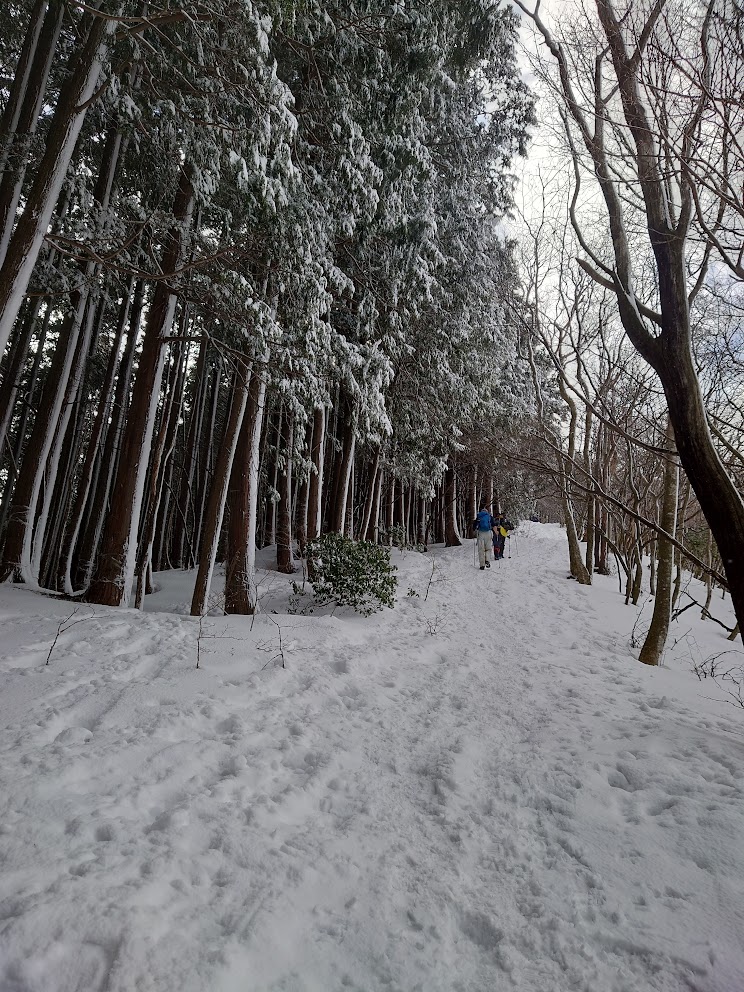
left=518, top=0, right=744, bottom=631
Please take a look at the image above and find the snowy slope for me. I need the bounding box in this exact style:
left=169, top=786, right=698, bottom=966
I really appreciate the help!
left=0, top=525, right=742, bottom=992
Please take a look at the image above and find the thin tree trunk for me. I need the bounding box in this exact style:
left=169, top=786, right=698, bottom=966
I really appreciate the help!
left=0, top=123, right=123, bottom=585
left=672, top=479, right=691, bottom=611
left=134, top=341, right=187, bottom=609
left=360, top=447, right=380, bottom=542
left=0, top=0, right=65, bottom=269
left=385, top=477, right=394, bottom=546
left=88, top=166, right=194, bottom=606
left=61, top=282, right=133, bottom=594
left=276, top=407, right=295, bottom=573
left=0, top=9, right=114, bottom=356
left=0, top=297, right=91, bottom=584
left=73, top=279, right=144, bottom=590
left=367, top=467, right=383, bottom=543
left=224, top=371, right=267, bottom=614
left=640, top=421, right=679, bottom=666
left=583, top=407, right=595, bottom=577
left=444, top=463, right=461, bottom=547
left=190, top=361, right=251, bottom=616
left=0, top=303, right=51, bottom=543
left=192, top=345, right=221, bottom=557
left=468, top=467, right=478, bottom=527
left=559, top=455, right=591, bottom=583
left=32, top=284, right=105, bottom=582
left=331, top=402, right=355, bottom=534
left=416, top=493, right=426, bottom=547
left=294, top=418, right=312, bottom=557
left=0, top=299, right=42, bottom=459
left=702, top=530, right=713, bottom=618
left=631, top=553, right=643, bottom=606
left=171, top=336, right=208, bottom=567
left=345, top=459, right=355, bottom=539
left=307, top=407, right=325, bottom=542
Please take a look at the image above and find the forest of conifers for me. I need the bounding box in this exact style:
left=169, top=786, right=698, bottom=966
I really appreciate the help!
left=0, top=0, right=743, bottom=660
left=0, top=0, right=534, bottom=615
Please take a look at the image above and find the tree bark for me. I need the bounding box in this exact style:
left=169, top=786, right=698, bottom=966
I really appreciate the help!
left=192, top=346, right=221, bottom=557
left=0, top=300, right=42, bottom=458
left=190, top=361, right=251, bottom=616
left=61, top=280, right=133, bottom=594
left=416, top=492, right=426, bottom=548
left=73, top=279, right=144, bottom=590
left=360, top=447, right=380, bottom=543
left=307, top=406, right=325, bottom=542
left=0, top=9, right=114, bottom=356
left=170, top=336, right=208, bottom=567
left=331, top=399, right=355, bottom=534
left=88, top=165, right=195, bottom=606
left=559, top=454, right=591, bottom=583
left=294, top=419, right=313, bottom=557
left=224, top=371, right=267, bottom=614
left=276, top=407, right=295, bottom=573
left=0, top=297, right=91, bottom=584
left=134, top=341, right=188, bottom=609
left=0, top=0, right=65, bottom=268
left=639, top=420, right=678, bottom=666
left=444, top=463, right=461, bottom=547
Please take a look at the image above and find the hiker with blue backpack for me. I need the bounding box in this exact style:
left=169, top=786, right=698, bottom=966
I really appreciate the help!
left=472, top=505, right=497, bottom=570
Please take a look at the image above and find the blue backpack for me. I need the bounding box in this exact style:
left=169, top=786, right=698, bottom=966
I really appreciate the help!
left=476, top=509, right=492, bottom=532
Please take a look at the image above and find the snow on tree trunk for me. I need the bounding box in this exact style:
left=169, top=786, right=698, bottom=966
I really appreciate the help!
left=360, top=447, right=380, bottom=542
left=62, top=281, right=134, bottom=595
left=190, top=362, right=251, bottom=617
left=294, top=420, right=312, bottom=557
left=0, top=10, right=113, bottom=356
left=134, top=343, right=188, bottom=610
left=0, top=0, right=65, bottom=269
left=193, top=348, right=222, bottom=557
left=276, top=408, right=295, bottom=574
left=31, top=287, right=100, bottom=582
left=444, top=463, right=461, bottom=547
left=87, top=166, right=195, bottom=607
left=1, top=292, right=90, bottom=586
left=1, top=122, right=122, bottom=586
left=416, top=493, right=426, bottom=547
left=331, top=401, right=355, bottom=534
left=224, top=371, right=267, bottom=615
left=73, top=280, right=144, bottom=591
left=169, top=337, right=208, bottom=568
left=0, top=300, right=41, bottom=454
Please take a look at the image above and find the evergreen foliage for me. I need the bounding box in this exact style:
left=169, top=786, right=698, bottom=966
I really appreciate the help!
left=0, top=0, right=537, bottom=611
left=300, top=533, right=397, bottom=616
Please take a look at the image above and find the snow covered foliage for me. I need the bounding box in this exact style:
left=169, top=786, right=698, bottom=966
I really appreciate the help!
left=301, top=532, right=397, bottom=616
left=0, top=0, right=534, bottom=606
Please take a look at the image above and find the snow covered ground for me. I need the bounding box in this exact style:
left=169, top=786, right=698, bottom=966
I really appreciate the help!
left=1, top=524, right=743, bottom=992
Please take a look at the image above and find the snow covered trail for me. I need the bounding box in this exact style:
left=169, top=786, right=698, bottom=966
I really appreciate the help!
left=0, top=526, right=743, bottom=992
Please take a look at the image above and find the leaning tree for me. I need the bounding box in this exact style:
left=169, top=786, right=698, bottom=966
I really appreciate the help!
left=518, top=0, right=744, bottom=632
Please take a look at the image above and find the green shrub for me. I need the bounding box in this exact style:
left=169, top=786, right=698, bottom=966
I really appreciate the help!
left=300, top=533, right=397, bottom=616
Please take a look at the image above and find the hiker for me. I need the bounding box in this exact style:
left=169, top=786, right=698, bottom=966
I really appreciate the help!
left=493, top=512, right=513, bottom=560
left=472, top=505, right=496, bottom=569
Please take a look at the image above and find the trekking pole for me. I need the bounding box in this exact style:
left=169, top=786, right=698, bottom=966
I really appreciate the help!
left=508, top=535, right=511, bottom=559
